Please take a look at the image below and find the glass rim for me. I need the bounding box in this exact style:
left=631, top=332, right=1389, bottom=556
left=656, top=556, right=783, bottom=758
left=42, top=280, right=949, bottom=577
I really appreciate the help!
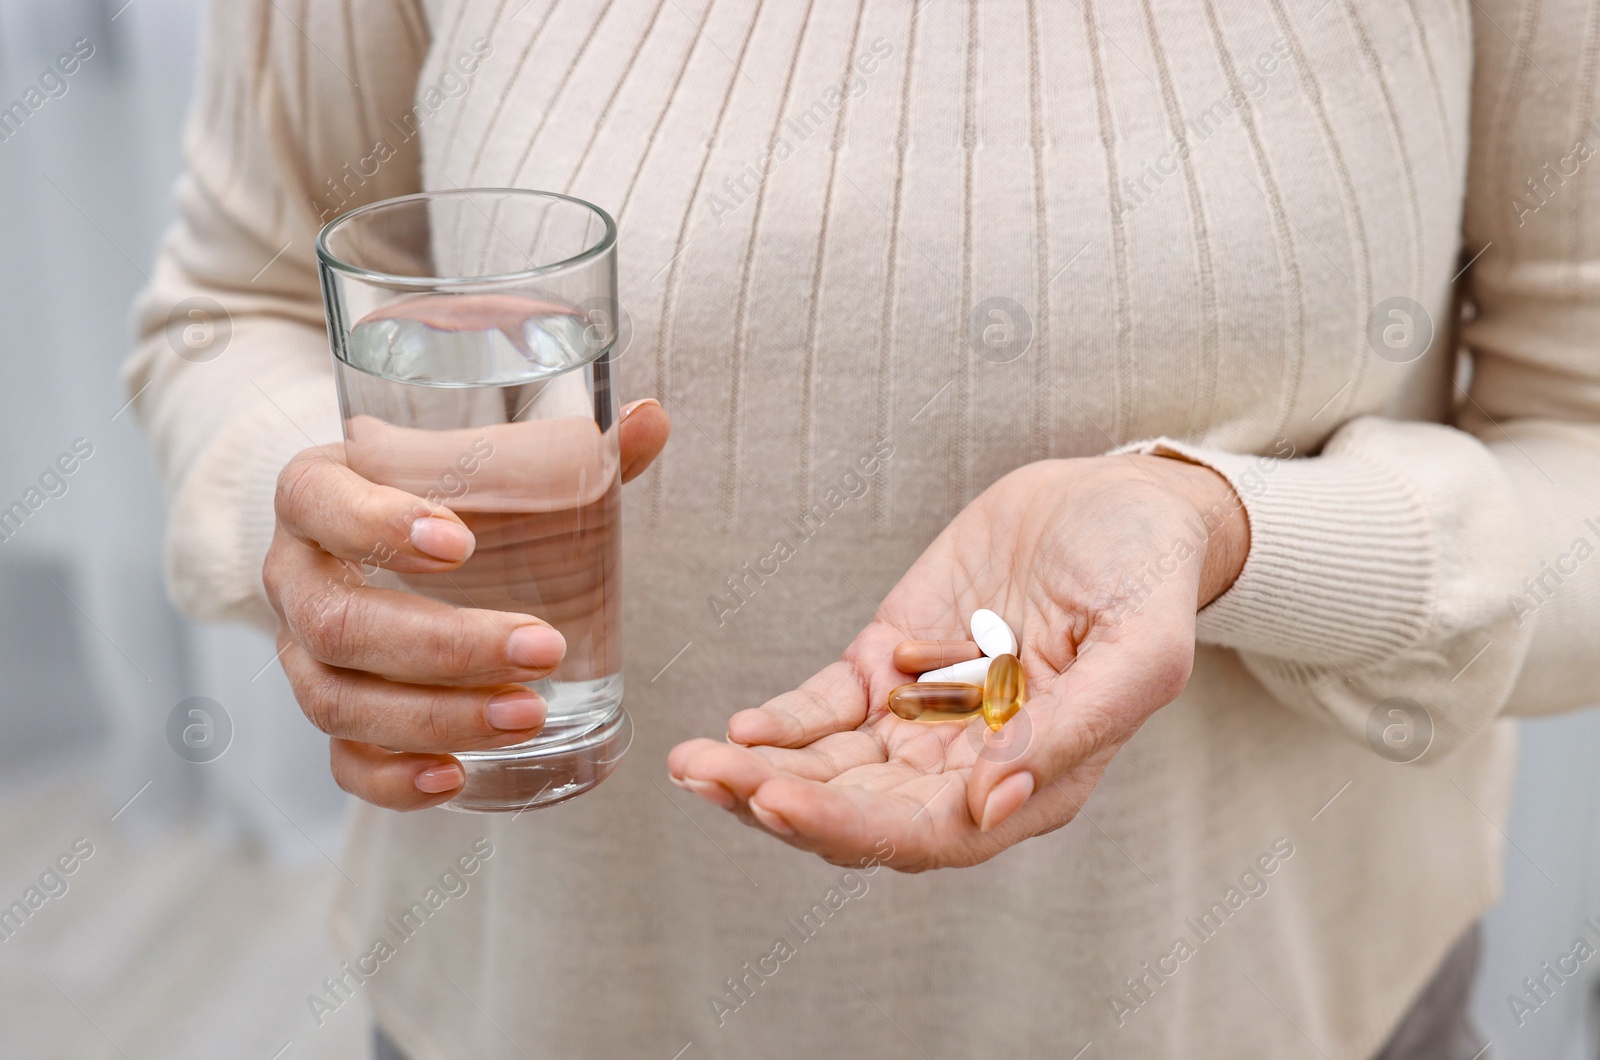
left=315, top=187, right=617, bottom=288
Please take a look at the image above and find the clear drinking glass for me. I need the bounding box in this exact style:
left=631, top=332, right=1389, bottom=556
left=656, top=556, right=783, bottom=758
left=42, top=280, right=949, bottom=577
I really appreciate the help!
left=315, top=188, right=629, bottom=813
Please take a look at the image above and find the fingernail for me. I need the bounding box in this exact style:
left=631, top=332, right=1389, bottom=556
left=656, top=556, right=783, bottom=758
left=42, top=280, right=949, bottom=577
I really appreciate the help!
left=748, top=798, right=796, bottom=836
left=415, top=763, right=465, bottom=794
left=676, top=777, right=736, bottom=810
left=410, top=517, right=474, bottom=562
left=506, top=626, right=566, bottom=668
left=621, top=397, right=661, bottom=422
left=485, top=691, right=545, bottom=731
left=980, top=771, right=1035, bottom=832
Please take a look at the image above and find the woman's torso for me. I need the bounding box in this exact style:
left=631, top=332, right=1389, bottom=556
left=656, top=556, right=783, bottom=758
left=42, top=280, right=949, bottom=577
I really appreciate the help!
left=333, top=4, right=1508, bottom=1057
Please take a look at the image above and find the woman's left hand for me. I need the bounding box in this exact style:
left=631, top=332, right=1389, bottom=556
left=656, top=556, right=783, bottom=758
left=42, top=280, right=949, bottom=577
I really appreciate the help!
left=668, top=454, right=1249, bottom=871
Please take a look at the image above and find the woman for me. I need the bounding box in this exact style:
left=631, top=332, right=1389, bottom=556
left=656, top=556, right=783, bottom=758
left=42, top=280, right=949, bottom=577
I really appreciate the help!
left=127, top=0, right=1600, bottom=1056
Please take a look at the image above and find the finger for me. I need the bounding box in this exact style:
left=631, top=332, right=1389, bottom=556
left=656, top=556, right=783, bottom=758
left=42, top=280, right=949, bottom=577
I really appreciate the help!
left=667, top=737, right=743, bottom=787
left=619, top=398, right=670, bottom=482
left=966, top=607, right=1196, bottom=830
left=275, top=445, right=476, bottom=572
left=670, top=731, right=883, bottom=795
left=269, top=534, right=566, bottom=684
left=280, top=638, right=545, bottom=752
left=669, top=737, right=991, bottom=871
left=744, top=731, right=888, bottom=780
left=746, top=774, right=895, bottom=862
left=725, top=661, right=870, bottom=748
left=745, top=773, right=1004, bottom=871
left=329, top=738, right=465, bottom=810
left=667, top=740, right=888, bottom=862
left=666, top=738, right=779, bottom=823
left=726, top=609, right=957, bottom=748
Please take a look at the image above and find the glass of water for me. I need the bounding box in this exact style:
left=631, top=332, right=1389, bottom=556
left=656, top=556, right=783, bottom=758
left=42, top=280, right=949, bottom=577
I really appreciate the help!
left=315, top=188, right=628, bottom=813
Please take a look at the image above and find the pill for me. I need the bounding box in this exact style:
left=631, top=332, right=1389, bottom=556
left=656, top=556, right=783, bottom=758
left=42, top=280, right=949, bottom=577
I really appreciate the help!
left=970, top=609, right=1017, bottom=658
left=982, top=653, right=1027, bottom=731
left=917, top=655, right=993, bottom=685
left=887, top=682, right=984, bottom=723
left=892, top=639, right=983, bottom=673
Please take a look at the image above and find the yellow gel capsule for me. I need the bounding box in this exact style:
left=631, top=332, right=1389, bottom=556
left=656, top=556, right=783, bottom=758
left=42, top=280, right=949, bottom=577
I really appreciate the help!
left=887, top=682, right=983, bottom=723
left=982, top=653, right=1027, bottom=731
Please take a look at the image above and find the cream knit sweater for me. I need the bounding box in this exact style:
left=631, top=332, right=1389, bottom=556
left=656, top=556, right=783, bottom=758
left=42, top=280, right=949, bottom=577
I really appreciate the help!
left=126, top=0, right=1600, bottom=1056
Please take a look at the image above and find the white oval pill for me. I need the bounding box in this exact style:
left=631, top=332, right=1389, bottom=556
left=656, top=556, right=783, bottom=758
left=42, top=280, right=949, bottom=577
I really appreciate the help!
left=918, top=656, right=994, bottom=684
left=970, top=609, right=1017, bottom=658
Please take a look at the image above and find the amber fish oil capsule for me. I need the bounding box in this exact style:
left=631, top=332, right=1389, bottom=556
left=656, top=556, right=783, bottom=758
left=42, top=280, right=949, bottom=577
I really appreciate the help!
left=982, top=654, right=1027, bottom=731
left=887, top=682, right=983, bottom=723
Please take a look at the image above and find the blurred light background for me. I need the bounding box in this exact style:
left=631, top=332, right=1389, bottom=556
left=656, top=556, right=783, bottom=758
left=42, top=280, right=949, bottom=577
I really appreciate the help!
left=0, top=1, right=1597, bottom=1057
left=0, top=2, right=364, bottom=1054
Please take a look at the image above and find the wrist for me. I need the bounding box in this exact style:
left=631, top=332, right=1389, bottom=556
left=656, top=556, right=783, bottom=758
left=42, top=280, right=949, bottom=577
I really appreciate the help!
left=1129, top=454, right=1251, bottom=607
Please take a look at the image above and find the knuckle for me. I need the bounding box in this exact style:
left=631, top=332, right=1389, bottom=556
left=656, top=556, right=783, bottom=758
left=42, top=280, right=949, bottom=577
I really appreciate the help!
left=1149, top=643, right=1195, bottom=704
left=297, top=580, right=358, bottom=661
left=429, top=609, right=484, bottom=676
left=888, top=849, right=938, bottom=874
left=261, top=545, right=285, bottom=604
left=356, top=488, right=409, bottom=542
left=1069, top=702, right=1122, bottom=756
left=421, top=690, right=459, bottom=746
left=274, top=451, right=325, bottom=523
left=299, top=670, right=352, bottom=736
left=327, top=743, right=361, bottom=797
left=261, top=529, right=305, bottom=608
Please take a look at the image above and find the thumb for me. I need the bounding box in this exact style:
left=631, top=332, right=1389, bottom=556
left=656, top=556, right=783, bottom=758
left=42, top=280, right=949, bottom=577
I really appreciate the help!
left=965, top=608, right=1196, bottom=831
left=620, top=398, right=670, bottom=482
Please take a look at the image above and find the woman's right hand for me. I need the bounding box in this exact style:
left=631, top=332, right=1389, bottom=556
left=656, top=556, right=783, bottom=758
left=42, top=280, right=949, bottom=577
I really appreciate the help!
left=262, top=398, right=669, bottom=810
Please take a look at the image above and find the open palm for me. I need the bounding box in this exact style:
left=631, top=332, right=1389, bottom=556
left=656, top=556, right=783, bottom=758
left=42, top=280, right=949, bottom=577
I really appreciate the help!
left=668, top=455, right=1245, bottom=871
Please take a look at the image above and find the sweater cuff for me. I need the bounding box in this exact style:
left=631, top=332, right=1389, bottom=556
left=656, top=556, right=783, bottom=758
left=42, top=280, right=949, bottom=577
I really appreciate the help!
left=1113, top=438, right=1436, bottom=667
left=165, top=376, right=342, bottom=631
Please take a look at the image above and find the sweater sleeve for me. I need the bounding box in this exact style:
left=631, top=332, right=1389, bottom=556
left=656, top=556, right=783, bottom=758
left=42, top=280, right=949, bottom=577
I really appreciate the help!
left=1123, top=0, right=1600, bottom=756
left=122, top=0, right=429, bottom=630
